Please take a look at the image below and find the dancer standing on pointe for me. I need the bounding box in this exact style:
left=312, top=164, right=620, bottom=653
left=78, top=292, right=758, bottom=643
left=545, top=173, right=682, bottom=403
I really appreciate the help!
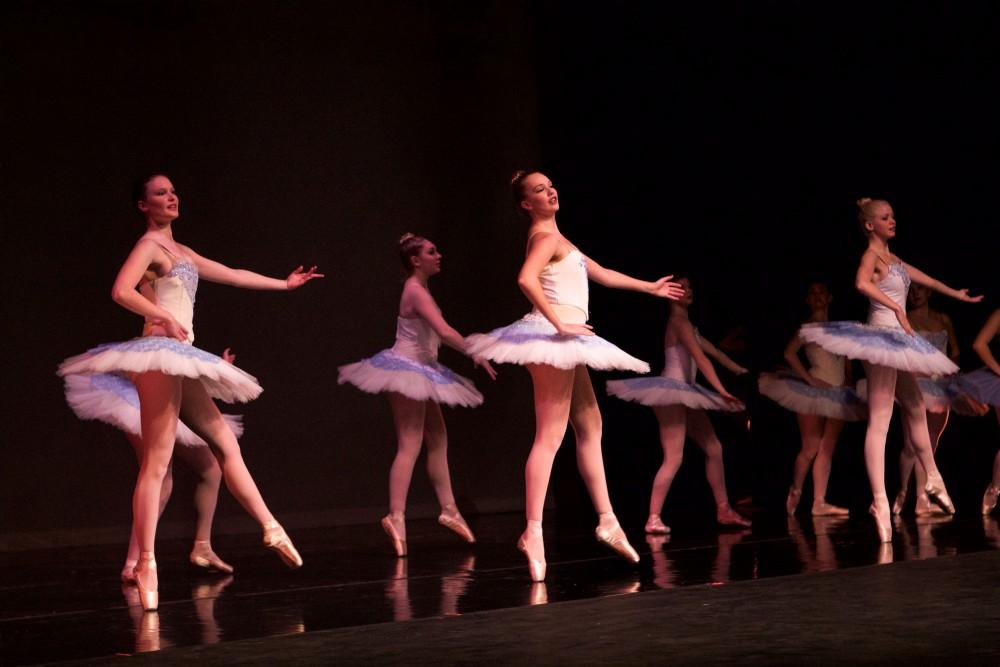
left=58, top=174, right=322, bottom=611
left=607, top=276, right=752, bottom=534
left=63, top=346, right=244, bottom=581
left=799, top=197, right=982, bottom=542
left=758, top=282, right=866, bottom=517
left=466, top=171, right=685, bottom=581
left=338, top=233, right=496, bottom=557
left=957, top=308, right=1000, bottom=514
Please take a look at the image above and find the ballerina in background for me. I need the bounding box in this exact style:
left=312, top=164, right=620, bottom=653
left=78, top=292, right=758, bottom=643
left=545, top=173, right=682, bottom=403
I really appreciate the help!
left=338, top=233, right=495, bottom=557
left=466, top=171, right=684, bottom=581
left=957, top=308, right=1000, bottom=514
left=607, top=276, right=752, bottom=534
left=800, top=197, right=982, bottom=542
left=758, top=282, right=865, bottom=517
left=59, top=173, right=322, bottom=611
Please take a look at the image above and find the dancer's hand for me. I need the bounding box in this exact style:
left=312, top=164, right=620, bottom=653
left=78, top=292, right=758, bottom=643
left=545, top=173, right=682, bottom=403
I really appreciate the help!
left=557, top=322, right=594, bottom=337
left=648, top=276, right=686, bottom=301
left=734, top=366, right=750, bottom=376
left=894, top=307, right=915, bottom=336
left=808, top=376, right=833, bottom=389
left=148, top=316, right=189, bottom=342
left=476, top=358, right=498, bottom=380
left=286, top=265, right=325, bottom=289
left=719, top=389, right=743, bottom=405
left=222, top=347, right=236, bottom=364
left=954, top=289, right=984, bottom=303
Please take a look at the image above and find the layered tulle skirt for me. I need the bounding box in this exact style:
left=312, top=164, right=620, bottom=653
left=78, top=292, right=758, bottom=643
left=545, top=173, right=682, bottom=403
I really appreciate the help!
left=465, top=313, right=649, bottom=373
left=607, top=376, right=744, bottom=411
left=799, top=322, right=959, bottom=376
left=954, top=367, right=1000, bottom=407
left=758, top=371, right=867, bottom=421
left=338, top=350, right=483, bottom=407
left=58, top=336, right=262, bottom=403
left=62, top=373, right=244, bottom=447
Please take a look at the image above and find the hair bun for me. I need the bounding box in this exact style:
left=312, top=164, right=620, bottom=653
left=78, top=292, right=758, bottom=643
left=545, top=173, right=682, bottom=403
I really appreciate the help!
left=399, top=232, right=416, bottom=245
left=856, top=197, right=873, bottom=208
left=510, top=169, right=527, bottom=185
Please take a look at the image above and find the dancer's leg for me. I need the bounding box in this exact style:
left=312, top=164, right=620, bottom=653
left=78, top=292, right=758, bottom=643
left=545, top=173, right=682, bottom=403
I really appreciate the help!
left=862, top=362, right=897, bottom=541
left=812, top=418, right=848, bottom=515
left=788, top=413, right=822, bottom=514
left=382, top=392, right=427, bottom=544
left=895, top=418, right=917, bottom=514
left=173, top=442, right=232, bottom=572
left=895, top=373, right=952, bottom=512
left=568, top=366, right=611, bottom=515
left=913, top=409, right=950, bottom=513
left=123, top=432, right=174, bottom=578
left=687, top=409, right=751, bottom=526
left=423, top=401, right=475, bottom=542
left=648, top=404, right=687, bottom=518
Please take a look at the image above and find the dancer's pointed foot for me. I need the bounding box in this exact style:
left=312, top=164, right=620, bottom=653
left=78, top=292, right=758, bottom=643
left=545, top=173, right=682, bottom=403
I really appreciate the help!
left=380, top=514, right=407, bottom=558
left=517, top=525, right=546, bottom=582
left=121, top=559, right=138, bottom=585
left=190, top=540, right=234, bottom=574
left=892, top=487, right=908, bottom=515
left=595, top=518, right=640, bottom=563
left=811, top=501, right=850, bottom=517
left=134, top=551, right=158, bottom=612
left=914, top=492, right=947, bottom=516
left=644, top=514, right=671, bottom=535
left=982, top=485, right=999, bottom=515
left=262, top=521, right=303, bottom=569
left=869, top=499, right=892, bottom=543
left=438, top=506, right=475, bottom=543
left=717, top=505, right=752, bottom=528
left=785, top=487, right=802, bottom=516
left=924, top=479, right=956, bottom=515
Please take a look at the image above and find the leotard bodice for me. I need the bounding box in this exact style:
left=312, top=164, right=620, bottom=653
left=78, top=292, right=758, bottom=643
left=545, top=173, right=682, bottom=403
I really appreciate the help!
left=867, top=261, right=910, bottom=328
left=391, top=316, right=441, bottom=363
left=536, top=249, right=589, bottom=320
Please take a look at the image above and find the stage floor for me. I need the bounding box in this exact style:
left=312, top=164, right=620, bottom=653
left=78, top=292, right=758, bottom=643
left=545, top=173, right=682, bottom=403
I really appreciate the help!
left=3, top=509, right=999, bottom=664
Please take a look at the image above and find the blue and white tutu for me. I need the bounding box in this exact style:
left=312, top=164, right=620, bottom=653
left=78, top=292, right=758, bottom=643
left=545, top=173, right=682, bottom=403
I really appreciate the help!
left=758, top=371, right=867, bottom=421
left=63, top=373, right=244, bottom=447
left=338, top=350, right=483, bottom=407
left=954, top=367, right=1000, bottom=407
left=799, top=322, right=959, bottom=376
left=606, top=376, right=744, bottom=411
left=57, top=337, right=262, bottom=404
left=466, top=312, right=649, bottom=373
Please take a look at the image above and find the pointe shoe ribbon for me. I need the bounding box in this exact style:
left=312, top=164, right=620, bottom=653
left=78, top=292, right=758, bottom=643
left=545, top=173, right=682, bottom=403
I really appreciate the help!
left=263, top=521, right=303, bottom=569
left=190, top=540, right=235, bottom=574
left=517, top=532, right=546, bottom=582
left=595, top=524, right=640, bottom=563
left=381, top=516, right=407, bottom=558
left=438, top=512, right=476, bottom=544
left=134, top=552, right=159, bottom=612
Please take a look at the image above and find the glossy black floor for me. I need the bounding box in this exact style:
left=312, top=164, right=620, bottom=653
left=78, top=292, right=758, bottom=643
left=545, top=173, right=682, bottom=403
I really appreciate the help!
left=3, top=508, right=999, bottom=665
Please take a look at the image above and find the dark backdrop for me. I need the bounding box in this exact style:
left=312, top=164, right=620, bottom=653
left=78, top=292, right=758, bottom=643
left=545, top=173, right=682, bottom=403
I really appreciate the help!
left=2, top=1, right=996, bottom=547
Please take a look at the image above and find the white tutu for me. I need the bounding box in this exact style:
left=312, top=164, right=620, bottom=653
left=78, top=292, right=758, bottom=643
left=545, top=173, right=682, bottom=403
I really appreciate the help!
left=955, top=367, right=1000, bottom=407
left=799, top=322, right=959, bottom=376
left=466, top=313, right=649, bottom=373
left=758, top=372, right=867, bottom=421
left=606, top=377, right=744, bottom=411
left=916, top=377, right=958, bottom=414
left=338, top=350, right=483, bottom=407
left=58, top=337, right=262, bottom=403
left=63, top=373, right=244, bottom=447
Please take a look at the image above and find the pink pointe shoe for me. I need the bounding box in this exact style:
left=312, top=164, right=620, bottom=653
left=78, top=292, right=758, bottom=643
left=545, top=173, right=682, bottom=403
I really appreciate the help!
left=983, top=485, right=1000, bottom=515
left=121, top=560, right=138, bottom=585
left=717, top=505, right=752, bottom=528
left=380, top=515, right=407, bottom=558
left=438, top=508, right=476, bottom=544
left=869, top=501, right=892, bottom=543
left=785, top=488, right=802, bottom=516
left=595, top=522, right=640, bottom=563
left=189, top=540, right=234, bottom=574
left=644, top=514, right=671, bottom=535
left=891, top=487, right=908, bottom=515
left=924, top=479, right=956, bottom=516
left=811, top=501, right=850, bottom=517
left=262, top=521, right=303, bottom=569
left=517, top=529, right=546, bottom=582
left=133, top=551, right=158, bottom=612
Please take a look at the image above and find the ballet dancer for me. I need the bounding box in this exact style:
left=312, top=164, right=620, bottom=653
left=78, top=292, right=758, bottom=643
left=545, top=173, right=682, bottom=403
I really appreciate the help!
left=957, top=308, right=1000, bottom=514
left=466, top=170, right=685, bottom=581
left=800, top=197, right=982, bottom=542
left=338, top=233, right=495, bottom=557
left=58, top=174, right=322, bottom=610
left=607, top=276, right=752, bottom=534
left=758, top=282, right=866, bottom=517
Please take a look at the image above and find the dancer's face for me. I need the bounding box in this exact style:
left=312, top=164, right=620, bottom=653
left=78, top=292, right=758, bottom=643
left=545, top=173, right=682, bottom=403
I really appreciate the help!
left=412, top=240, right=442, bottom=276
left=519, top=172, right=559, bottom=218
left=138, top=175, right=180, bottom=223
left=864, top=202, right=895, bottom=240
left=805, top=283, right=832, bottom=311
left=908, top=283, right=930, bottom=308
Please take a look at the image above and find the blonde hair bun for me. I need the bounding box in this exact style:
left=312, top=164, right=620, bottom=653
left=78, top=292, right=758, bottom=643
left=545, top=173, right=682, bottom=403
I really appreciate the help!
left=399, top=232, right=416, bottom=245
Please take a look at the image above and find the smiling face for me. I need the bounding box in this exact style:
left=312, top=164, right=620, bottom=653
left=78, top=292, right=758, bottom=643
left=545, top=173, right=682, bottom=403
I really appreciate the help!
left=411, top=240, right=442, bottom=276
left=137, top=175, right=179, bottom=223
left=862, top=201, right=896, bottom=240
left=805, top=282, right=832, bottom=311
left=517, top=172, right=559, bottom=219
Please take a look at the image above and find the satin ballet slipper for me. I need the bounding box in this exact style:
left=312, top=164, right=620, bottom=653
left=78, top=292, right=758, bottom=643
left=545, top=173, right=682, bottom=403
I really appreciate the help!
left=133, top=551, right=158, bottom=612
left=189, top=540, right=234, bottom=574
left=121, top=560, right=138, bottom=585
left=785, top=487, right=802, bottom=516
left=517, top=530, right=546, bottom=582
left=914, top=492, right=946, bottom=517
left=982, top=485, right=999, bottom=515
left=644, top=514, right=671, bottom=535
left=924, top=480, right=956, bottom=515
left=811, top=501, right=850, bottom=517
left=438, top=511, right=476, bottom=544
left=891, top=487, right=908, bottom=515
left=717, top=505, right=752, bottom=528
left=595, top=523, right=640, bottom=563
left=380, top=515, right=407, bottom=558
left=869, top=501, right=892, bottom=543
left=262, top=521, right=303, bottom=569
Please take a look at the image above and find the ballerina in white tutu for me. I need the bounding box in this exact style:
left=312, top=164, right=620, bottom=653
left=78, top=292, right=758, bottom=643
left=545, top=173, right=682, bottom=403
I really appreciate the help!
left=799, top=197, right=982, bottom=542
left=338, top=233, right=496, bottom=557
left=466, top=170, right=684, bottom=581
left=961, top=308, right=1000, bottom=514
left=64, top=347, right=244, bottom=581
left=607, top=277, right=751, bottom=533
left=58, top=174, right=322, bottom=611
left=759, top=282, right=865, bottom=518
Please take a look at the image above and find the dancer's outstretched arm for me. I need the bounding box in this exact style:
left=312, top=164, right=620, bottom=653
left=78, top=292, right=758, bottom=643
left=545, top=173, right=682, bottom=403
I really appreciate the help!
left=972, top=310, right=1000, bottom=376
left=582, top=254, right=684, bottom=299
left=699, top=336, right=748, bottom=375
left=181, top=244, right=323, bottom=290
left=409, top=282, right=497, bottom=379
left=903, top=262, right=983, bottom=304
left=675, top=321, right=739, bottom=402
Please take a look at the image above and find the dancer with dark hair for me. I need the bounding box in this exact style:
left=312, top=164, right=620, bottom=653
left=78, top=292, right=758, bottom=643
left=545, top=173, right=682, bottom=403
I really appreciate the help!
left=608, top=277, right=752, bottom=534
left=58, top=174, right=322, bottom=610
left=339, top=233, right=495, bottom=557
left=466, top=171, right=684, bottom=581
left=800, top=198, right=982, bottom=542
